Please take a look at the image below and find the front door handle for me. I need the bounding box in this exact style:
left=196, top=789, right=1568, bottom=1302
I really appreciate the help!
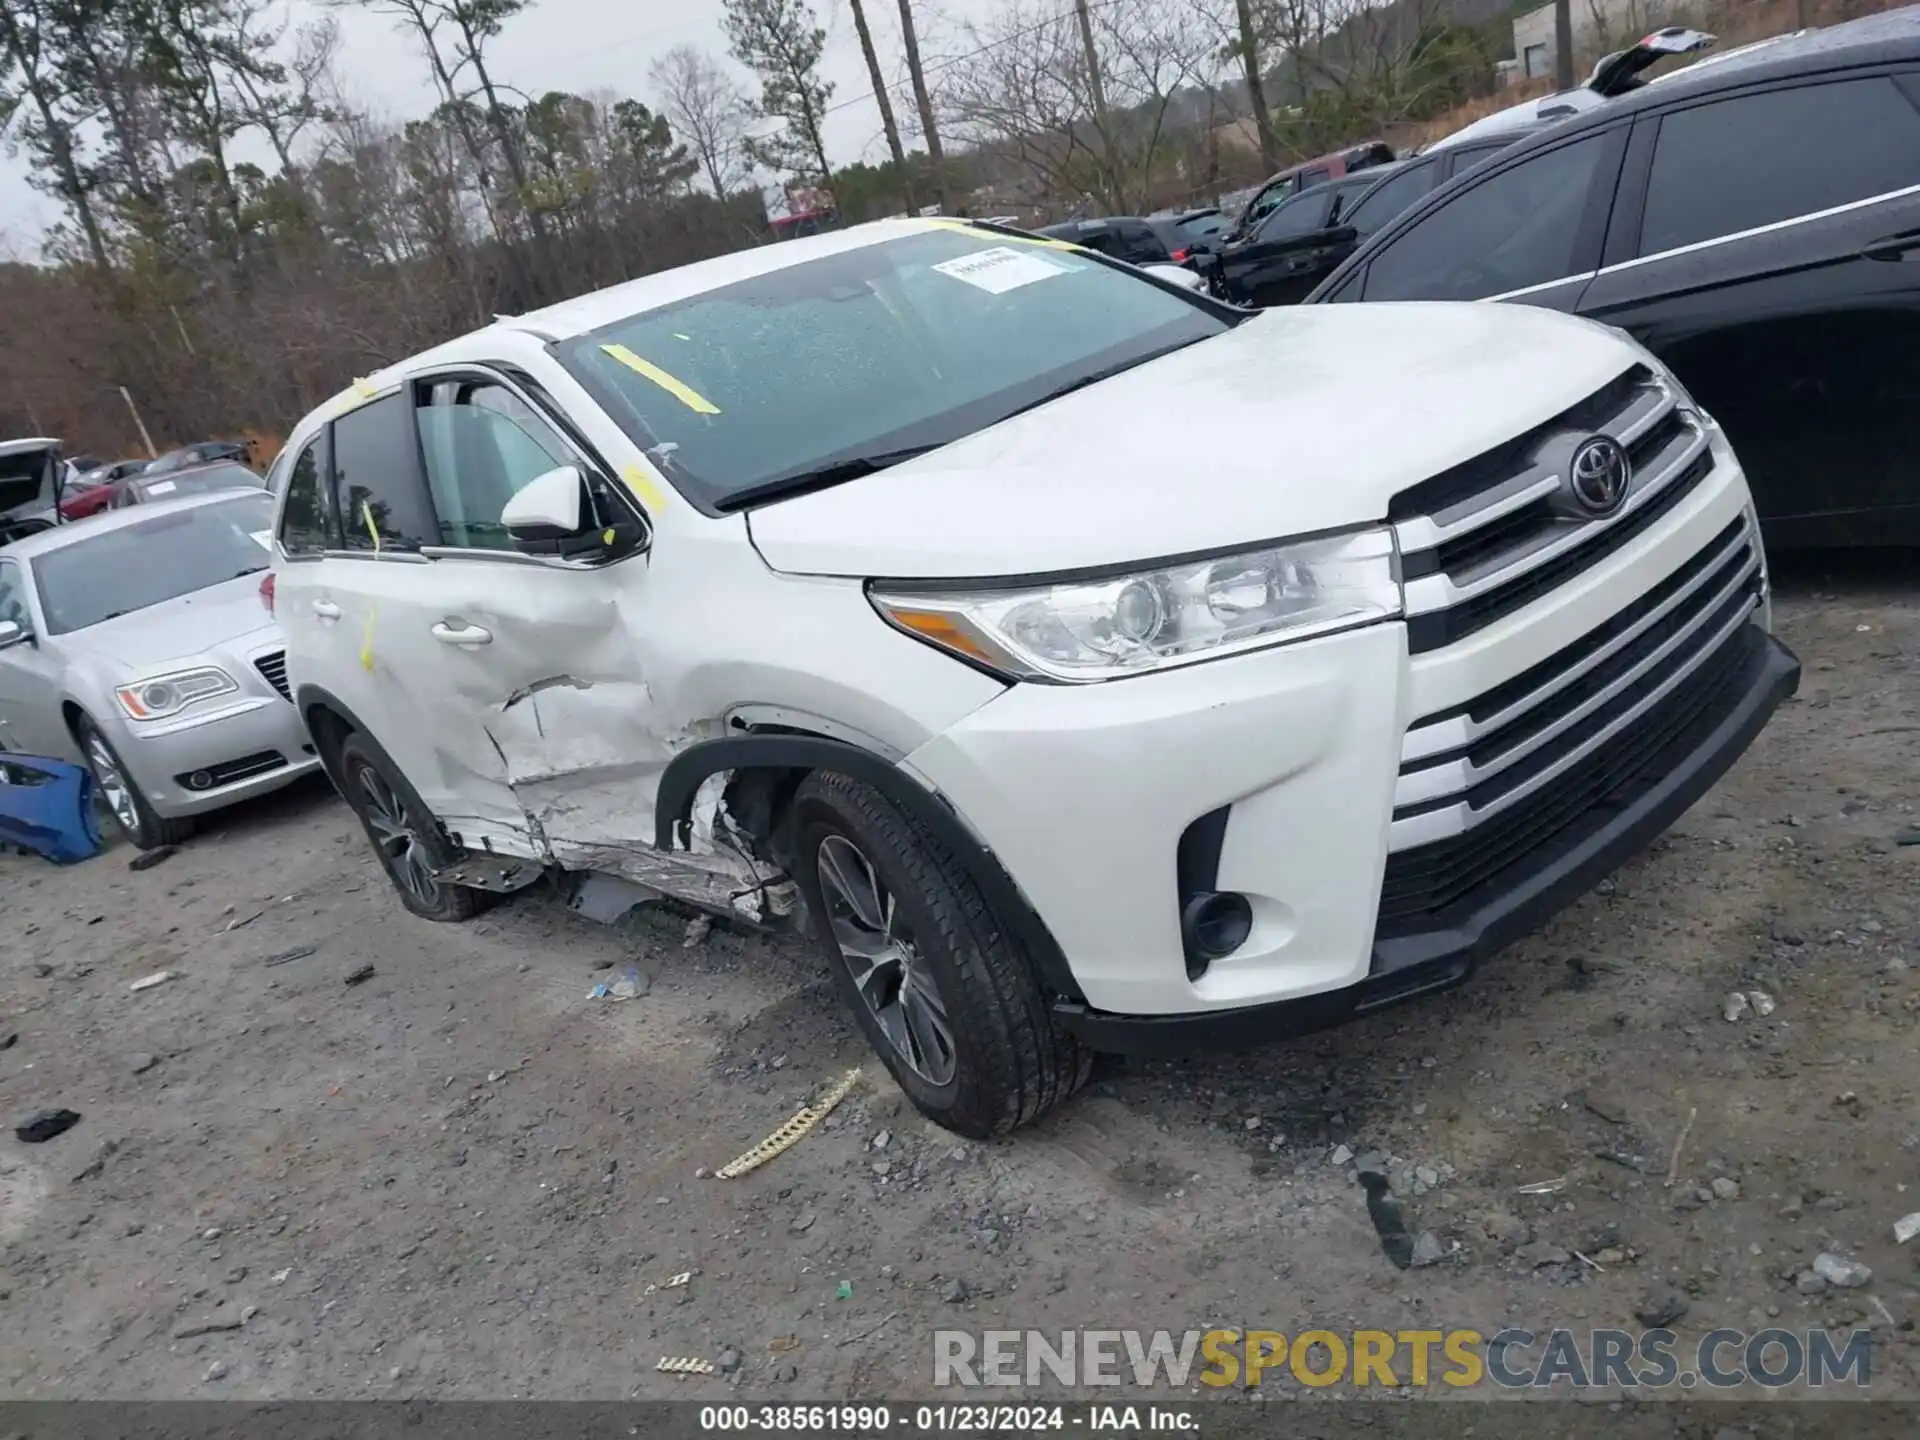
left=431, top=621, right=492, bottom=646
left=1862, top=229, right=1920, bottom=261
left=311, top=600, right=341, bottom=620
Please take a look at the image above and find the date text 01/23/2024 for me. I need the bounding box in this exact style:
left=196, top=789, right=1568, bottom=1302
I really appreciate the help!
left=698, top=1406, right=1200, bottom=1432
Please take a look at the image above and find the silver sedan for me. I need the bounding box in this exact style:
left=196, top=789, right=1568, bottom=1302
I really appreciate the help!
left=0, top=489, right=320, bottom=850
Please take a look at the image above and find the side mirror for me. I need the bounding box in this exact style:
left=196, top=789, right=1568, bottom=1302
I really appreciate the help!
left=0, top=619, right=30, bottom=651
left=1325, top=225, right=1359, bottom=246
left=503, top=464, right=650, bottom=561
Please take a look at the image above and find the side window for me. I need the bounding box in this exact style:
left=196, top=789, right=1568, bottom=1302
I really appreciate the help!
left=1299, top=168, right=1330, bottom=190
left=1445, top=142, right=1511, bottom=180
left=1256, top=190, right=1334, bottom=242
left=276, top=434, right=337, bottom=556
left=1326, top=182, right=1373, bottom=225
left=332, top=392, right=437, bottom=553
left=1639, top=77, right=1920, bottom=255
left=1343, top=162, right=1438, bottom=237
left=1114, top=222, right=1168, bottom=263
left=1361, top=135, right=1608, bottom=301
left=1243, top=182, right=1288, bottom=227
left=0, top=560, right=29, bottom=632
left=415, top=380, right=573, bottom=550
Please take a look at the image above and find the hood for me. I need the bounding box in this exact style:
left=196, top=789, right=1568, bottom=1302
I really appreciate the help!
left=747, top=303, right=1643, bottom=580
left=0, top=438, right=61, bottom=519
left=57, top=574, right=279, bottom=670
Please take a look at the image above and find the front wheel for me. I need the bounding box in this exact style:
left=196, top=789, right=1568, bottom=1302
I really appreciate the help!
left=76, top=716, right=193, bottom=851
left=793, top=771, right=1089, bottom=1138
left=337, top=731, right=482, bottom=922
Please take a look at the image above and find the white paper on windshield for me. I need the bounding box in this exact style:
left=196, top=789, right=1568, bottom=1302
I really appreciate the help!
left=147, top=479, right=177, bottom=495
left=250, top=529, right=273, bottom=550
left=931, top=247, right=1069, bottom=295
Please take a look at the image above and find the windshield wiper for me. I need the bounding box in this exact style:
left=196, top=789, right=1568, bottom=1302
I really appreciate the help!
left=714, top=444, right=944, bottom=512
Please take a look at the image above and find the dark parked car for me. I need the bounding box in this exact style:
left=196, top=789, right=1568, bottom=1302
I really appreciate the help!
left=1227, top=142, right=1397, bottom=239
left=1205, top=139, right=1526, bottom=306
left=1035, top=216, right=1187, bottom=266
left=1158, top=206, right=1231, bottom=255
left=109, top=461, right=266, bottom=509
left=144, top=440, right=251, bottom=475
left=1308, top=7, right=1920, bottom=548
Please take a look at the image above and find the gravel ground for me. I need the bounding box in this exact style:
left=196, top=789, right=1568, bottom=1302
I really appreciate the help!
left=1, top=555, right=1917, bottom=1402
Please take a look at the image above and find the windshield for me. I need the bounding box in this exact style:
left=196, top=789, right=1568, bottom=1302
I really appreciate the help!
left=134, top=464, right=262, bottom=502
left=31, top=492, right=275, bottom=635
left=555, top=227, right=1230, bottom=508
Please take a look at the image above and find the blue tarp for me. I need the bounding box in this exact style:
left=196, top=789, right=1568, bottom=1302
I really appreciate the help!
left=0, top=753, right=105, bottom=864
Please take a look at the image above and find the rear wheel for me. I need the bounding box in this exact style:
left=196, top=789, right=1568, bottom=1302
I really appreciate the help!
left=793, top=771, right=1089, bottom=1138
left=76, top=716, right=193, bottom=851
left=337, top=731, right=482, bottom=922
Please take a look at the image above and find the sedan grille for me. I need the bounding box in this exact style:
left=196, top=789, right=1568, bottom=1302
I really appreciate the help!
left=254, top=651, right=291, bottom=702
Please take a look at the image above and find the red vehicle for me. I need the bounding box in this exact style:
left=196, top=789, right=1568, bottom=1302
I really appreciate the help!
left=57, top=458, right=151, bottom=520
left=1227, top=141, right=1397, bottom=239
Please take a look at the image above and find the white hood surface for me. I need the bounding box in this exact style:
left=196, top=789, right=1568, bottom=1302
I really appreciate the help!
left=748, top=303, right=1641, bottom=580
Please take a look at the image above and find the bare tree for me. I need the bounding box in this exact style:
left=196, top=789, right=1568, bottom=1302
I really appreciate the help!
left=940, top=0, right=1215, bottom=213
left=647, top=45, right=751, bottom=196
left=895, top=0, right=944, bottom=203
left=848, top=0, right=910, bottom=206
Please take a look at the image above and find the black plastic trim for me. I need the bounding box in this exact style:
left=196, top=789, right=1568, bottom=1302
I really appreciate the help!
left=1054, top=629, right=1799, bottom=1057
left=654, top=734, right=1086, bottom=1003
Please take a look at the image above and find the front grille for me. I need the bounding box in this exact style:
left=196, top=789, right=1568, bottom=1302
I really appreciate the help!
left=1377, top=515, right=1763, bottom=934
left=1394, top=366, right=1717, bottom=653
left=174, top=750, right=288, bottom=790
left=254, top=651, right=291, bottom=701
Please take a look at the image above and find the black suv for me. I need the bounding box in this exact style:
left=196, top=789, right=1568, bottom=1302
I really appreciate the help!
left=1308, top=8, right=1920, bottom=548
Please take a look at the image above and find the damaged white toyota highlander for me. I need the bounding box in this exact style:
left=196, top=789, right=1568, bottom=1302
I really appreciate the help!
left=270, top=217, right=1799, bottom=1137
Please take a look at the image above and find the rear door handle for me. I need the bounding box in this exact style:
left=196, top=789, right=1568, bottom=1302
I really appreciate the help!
left=431, top=621, right=492, bottom=646
left=311, top=600, right=341, bottom=620
left=1862, top=229, right=1920, bottom=261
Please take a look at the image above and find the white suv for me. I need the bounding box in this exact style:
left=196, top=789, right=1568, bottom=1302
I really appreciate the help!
left=269, top=218, right=1799, bottom=1137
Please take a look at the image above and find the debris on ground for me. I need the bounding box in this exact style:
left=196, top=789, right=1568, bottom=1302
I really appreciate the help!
left=264, top=945, right=318, bottom=967
left=1634, top=1289, right=1690, bottom=1328
left=173, top=1305, right=246, bottom=1338
left=224, top=909, right=265, bottom=931
left=1894, top=1212, right=1920, bottom=1245
left=940, top=1278, right=969, bottom=1303
left=656, top=1357, right=716, bottom=1376
left=683, top=915, right=712, bottom=948
left=1517, top=1176, right=1567, bottom=1195
left=835, top=1279, right=854, bottom=1300
left=713, top=1067, right=862, bottom=1180
left=343, top=964, right=376, bottom=986
left=1747, top=989, right=1777, bottom=1018
left=1353, top=1151, right=1413, bottom=1270
left=588, top=966, right=649, bottom=1001
left=128, top=970, right=178, bottom=992
left=1329, top=1143, right=1354, bottom=1166
left=1812, top=1252, right=1873, bottom=1288
left=769, top=1335, right=800, bottom=1353
left=1722, top=991, right=1750, bottom=1023
left=128, top=845, right=178, bottom=872
left=129, top=1052, right=157, bottom=1075
left=14, top=1108, right=81, bottom=1143
left=0, top=1033, right=16, bottom=1052
left=1893, top=827, right=1920, bottom=847
left=1409, top=1231, right=1447, bottom=1268
left=665, top=1271, right=693, bottom=1288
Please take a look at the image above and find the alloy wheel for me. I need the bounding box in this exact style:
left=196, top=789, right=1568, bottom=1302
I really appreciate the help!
left=816, top=833, right=957, bottom=1086
left=86, top=733, right=140, bottom=838
left=354, top=763, right=441, bottom=905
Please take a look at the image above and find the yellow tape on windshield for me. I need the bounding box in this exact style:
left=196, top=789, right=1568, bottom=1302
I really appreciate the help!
left=601, top=344, right=720, bottom=415
left=924, top=219, right=1080, bottom=253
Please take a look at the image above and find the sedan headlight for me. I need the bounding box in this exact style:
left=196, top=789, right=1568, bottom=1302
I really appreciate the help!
left=115, top=667, right=238, bottom=720
left=871, top=529, right=1401, bottom=683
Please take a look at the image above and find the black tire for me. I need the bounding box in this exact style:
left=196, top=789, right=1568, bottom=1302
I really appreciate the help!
left=76, top=716, right=194, bottom=851
left=337, top=731, right=483, bottom=922
left=792, top=770, right=1090, bottom=1138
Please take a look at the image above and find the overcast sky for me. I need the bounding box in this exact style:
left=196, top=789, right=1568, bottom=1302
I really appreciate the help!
left=0, top=0, right=1015, bottom=258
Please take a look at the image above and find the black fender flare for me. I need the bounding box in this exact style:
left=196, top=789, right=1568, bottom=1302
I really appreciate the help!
left=293, top=685, right=399, bottom=795
left=655, top=735, right=1085, bottom=1003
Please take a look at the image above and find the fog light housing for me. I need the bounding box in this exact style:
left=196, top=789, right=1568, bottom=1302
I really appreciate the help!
left=1182, top=891, right=1253, bottom=979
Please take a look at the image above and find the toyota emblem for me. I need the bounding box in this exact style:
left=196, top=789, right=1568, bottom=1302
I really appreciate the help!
left=1569, top=435, right=1630, bottom=517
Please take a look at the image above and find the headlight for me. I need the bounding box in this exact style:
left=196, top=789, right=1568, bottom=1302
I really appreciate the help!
left=115, top=667, right=238, bottom=720
left=871, top=529, right=1401, bottom=683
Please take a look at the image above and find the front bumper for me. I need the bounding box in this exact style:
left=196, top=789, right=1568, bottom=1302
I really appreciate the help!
left=904, top=443, right=1796, bottom=1044
left=112, top=694, right=321, bottom=818
left=1058, top=623, right=1797, bottom=1055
